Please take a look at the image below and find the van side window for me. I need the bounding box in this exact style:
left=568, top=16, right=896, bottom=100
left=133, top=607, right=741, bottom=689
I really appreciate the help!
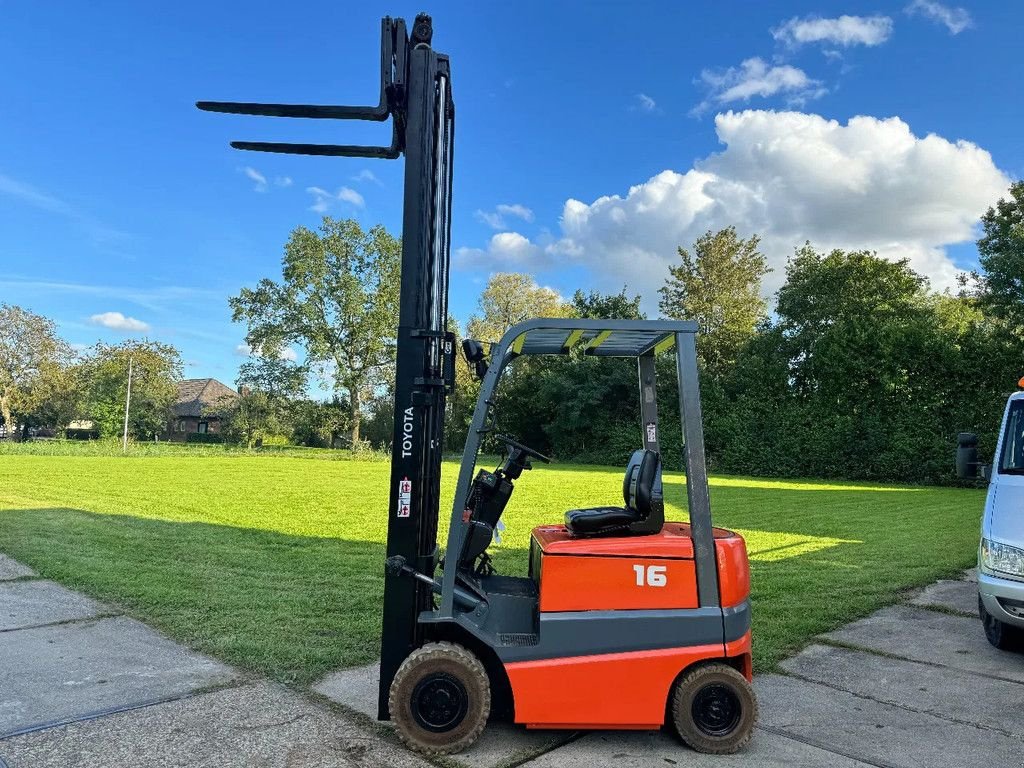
left=999, top=401, right=1024, bottom=474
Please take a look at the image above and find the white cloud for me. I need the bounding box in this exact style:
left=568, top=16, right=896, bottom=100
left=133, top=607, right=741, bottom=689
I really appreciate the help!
left=337, top=187, right=364, bottom=207
left=351, top=169, right=382, bottom=185
left=456, top=231, right=546, bottom=270
left=905, top=0, right=971, bottom=34
left=772, top=15, right=894, bottom=47
left=695, top=58, right=825, bottom=113
left=474, top=203, right=535, bottom=230
left=457, top=110, right=1009, bottom=312
left=274, top=176, right=293, bottom=188
left=306, top=186, right=365, bottom=213
left=89, top=311, right=150, bottom=333
left=242, top=166, right=268, bottom=192
left=634, top=93, right=658, bottom=113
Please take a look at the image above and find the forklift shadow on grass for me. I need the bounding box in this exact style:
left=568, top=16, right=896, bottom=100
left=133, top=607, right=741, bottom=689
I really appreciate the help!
left=197, top=12, right=758, bottom=757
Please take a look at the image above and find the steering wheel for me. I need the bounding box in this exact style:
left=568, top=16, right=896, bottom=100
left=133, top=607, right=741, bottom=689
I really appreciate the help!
left=495, top=434, right=552, bottom=464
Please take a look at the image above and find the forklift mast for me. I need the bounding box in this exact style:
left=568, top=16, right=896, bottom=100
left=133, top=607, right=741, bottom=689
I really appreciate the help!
left=196, top=16, right=455, bottom=720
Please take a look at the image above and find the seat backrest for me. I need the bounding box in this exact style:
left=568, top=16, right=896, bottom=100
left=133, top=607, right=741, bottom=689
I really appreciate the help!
left=622, top=449, right=663, bottom=519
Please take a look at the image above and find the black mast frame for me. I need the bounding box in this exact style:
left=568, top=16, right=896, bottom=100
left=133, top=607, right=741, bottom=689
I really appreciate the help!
left=197, top=14, right=455, bottom=721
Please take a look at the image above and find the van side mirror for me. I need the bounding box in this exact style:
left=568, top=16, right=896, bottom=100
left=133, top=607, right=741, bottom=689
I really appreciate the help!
left=956, top=432, right=988, bottom=480
left=461, top=339, right=489, bottom=381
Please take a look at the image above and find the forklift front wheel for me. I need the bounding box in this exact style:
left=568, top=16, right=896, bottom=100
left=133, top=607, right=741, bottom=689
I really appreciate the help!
left=389, top=642, right=491, bottom=755
left=670, top=662, right=758, bottom=754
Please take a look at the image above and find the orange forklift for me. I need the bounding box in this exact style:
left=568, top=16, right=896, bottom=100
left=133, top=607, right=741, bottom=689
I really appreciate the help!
left=199, top=13, right=756, bottom=756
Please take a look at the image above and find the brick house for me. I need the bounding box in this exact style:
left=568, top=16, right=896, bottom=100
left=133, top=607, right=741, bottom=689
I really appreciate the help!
left=165, top=378, right=239, bottom=441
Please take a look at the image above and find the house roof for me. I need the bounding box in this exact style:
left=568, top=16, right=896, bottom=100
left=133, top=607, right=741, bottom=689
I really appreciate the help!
left=172, top=378, right=239, bottom=418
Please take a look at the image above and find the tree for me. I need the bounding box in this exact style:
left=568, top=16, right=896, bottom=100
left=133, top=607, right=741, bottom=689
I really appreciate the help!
left=237, top=355, right=308, bottom=400
left=226, top=355, right=309, bottom=447
left=230, top=217, right=400, bottom=444
left=572, top=288, right=643, bottom=321
left=0, top=305, right=73, bottom=438
left=775, top=245, right=928, bottom=401
left=224, top=390, right=287, bottom=447
left=83, top=340, right=182, bottom=439
left=658, top=228, right=770, bottom=374
left=976, top=180, right=1024, bottom=334
left=466, top=273, right=574, bottom=341
left=462, top=274, right=574, bottom=453
left=532, top=288, right=647, bottom=462
left=23, top=360, right=87, bottom=436
left=290, top=398, right=349, bottom=448
left=712, top=245, right=994, bottom=482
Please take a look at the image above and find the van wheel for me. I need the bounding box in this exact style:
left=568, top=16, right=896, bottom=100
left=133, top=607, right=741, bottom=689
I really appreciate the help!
left=670, top=662, right=757, bottom=754
left=980, top=596, right=1024, bottom=652
left=389, top=642, right=490, bottom=755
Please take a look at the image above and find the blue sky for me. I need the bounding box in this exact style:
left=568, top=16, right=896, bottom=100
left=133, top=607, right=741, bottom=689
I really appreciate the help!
left=1, top=1, right=1020, bottom=389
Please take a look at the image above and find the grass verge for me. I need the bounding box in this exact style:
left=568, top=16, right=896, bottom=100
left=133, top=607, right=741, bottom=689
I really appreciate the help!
left=0, top=452, right=982, bottom=685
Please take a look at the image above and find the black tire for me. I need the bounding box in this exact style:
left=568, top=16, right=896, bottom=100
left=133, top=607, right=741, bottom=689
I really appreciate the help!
left=980, top=595, right=1024, bottom=652
left=670, top=662, right=757, bottom=754
left=389, top=642, right=490, bottom=755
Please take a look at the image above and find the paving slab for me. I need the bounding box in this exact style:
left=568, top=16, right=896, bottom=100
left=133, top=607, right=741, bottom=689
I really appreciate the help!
left=517, top=727, right=873, bottom=767
left=312, top=660, right=381, bottom=720
left=781, top=643, right=1024, bottom=736
left=314, top=660, right=574, bottom=768
left=824, top=604, right=1024, bottom=683
left=758, top=673, right=1024, bottom=768
left=0, top=682, right=434, bottom=768
left=0, top=615, right=236, bottom=737
left=910, top=579, right=978, bottom=616
left=0, top=556, right=34, bottom=582
left=0, top=580, right=107, bottom=631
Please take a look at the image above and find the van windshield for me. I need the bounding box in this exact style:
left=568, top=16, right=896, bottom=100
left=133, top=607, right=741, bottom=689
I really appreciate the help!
left=1000, top=400, right=1024, bottom=475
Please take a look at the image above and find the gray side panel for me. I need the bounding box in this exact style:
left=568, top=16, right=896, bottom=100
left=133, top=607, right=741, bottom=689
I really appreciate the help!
left=495, top=604, right=749, bottom=663
left=421, top=601, right=750, bottom=664
left=723, top=601, right=751, bottom=642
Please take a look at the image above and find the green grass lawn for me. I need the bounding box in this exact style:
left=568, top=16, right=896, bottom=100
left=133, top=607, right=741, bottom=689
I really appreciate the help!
left=0, top=450, right=984, bottom=686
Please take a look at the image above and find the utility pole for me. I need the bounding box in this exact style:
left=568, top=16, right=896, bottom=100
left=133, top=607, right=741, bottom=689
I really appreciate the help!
left=122, top=357, right=133, bottom=452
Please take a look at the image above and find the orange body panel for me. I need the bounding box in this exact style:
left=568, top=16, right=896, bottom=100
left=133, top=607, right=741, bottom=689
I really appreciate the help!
left=506, top=644, right=726, bottom=729
left=539, top=555, right=698, bottom=612
left=726, top=630, right=753, bottom=681
left=512, top=523, right=753, bottom=729
left=715, top=534, right=750, bottom=608
left=532, top=523, right=750, bottom=613
left=533, top=522, right=701, bottom=559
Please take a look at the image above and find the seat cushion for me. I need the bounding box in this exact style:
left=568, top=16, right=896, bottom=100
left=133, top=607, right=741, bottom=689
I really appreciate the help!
left=564, top=506, right=640, bottom=536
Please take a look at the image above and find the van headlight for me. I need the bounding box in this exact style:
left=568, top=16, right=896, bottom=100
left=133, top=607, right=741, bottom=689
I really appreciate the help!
left=982, top=539, right=1024, bottom=577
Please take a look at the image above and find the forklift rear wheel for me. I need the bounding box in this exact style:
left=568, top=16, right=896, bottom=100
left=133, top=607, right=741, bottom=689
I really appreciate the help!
left=389, top=642, right=490, bottom=755
left=670, top=662, right=757, bottom=754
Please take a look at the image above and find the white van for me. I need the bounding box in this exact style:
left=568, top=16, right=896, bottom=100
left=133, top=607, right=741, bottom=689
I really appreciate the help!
left=958, top=388, right=1024, bottom=651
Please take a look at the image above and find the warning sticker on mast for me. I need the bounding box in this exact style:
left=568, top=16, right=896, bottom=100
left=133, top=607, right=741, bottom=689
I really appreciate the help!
left=397, top=477, right=412, bottom=518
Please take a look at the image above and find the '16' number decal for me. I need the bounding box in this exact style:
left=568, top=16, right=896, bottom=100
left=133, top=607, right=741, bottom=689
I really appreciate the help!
left=633, top=564, right=667, bottom=587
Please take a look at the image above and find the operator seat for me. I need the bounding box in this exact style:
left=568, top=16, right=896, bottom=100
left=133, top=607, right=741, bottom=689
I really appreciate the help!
left=564, top=449, right=663, bottom=537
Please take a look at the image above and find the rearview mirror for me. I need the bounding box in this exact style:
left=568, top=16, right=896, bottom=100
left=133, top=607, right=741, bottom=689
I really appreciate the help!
left=462, top=339, right=489, bottom=381
left=956, top=432, right=984, bottom=480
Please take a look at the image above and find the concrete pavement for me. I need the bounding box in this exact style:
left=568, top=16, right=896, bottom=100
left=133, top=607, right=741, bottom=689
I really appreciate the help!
left=0, top=557, right=430, bottom=768
left=3, top=554, right=1023, bottom=768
